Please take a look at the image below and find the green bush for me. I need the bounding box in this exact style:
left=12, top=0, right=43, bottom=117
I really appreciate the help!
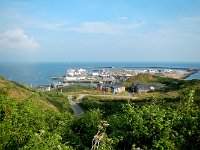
left=0, top=92, right=73, bottom=149
left=106, top=90, right=200, bottom=149
left=1, top=78, right=200, bottom=150
left=61, top=109, right=102, bottom=149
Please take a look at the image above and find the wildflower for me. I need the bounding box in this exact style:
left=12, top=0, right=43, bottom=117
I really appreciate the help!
left=101, top=121, right=109, bottom=127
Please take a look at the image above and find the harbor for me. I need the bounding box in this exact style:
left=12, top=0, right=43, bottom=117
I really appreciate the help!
left=1, top=62, right=199, bottom=89
left=48, top=66, right=199, bottom=90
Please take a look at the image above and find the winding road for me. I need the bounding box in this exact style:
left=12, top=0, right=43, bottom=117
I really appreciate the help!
left=68, top=95, right=84, bottom=116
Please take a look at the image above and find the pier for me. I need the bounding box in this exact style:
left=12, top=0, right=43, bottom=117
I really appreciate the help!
left=81, top=66, right=114, bottom=69
left=122, top=66, right=199, bottom=70
left=51, top=76, right=64, bottom=80
left=64, top=80, right=100, bottom=83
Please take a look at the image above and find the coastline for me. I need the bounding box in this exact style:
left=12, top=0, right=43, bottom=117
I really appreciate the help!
left=0, top=62, right=200, bottom=87
left=162, top=69, right=199, bottom=80
left=183, top=69, right=199, bottom=79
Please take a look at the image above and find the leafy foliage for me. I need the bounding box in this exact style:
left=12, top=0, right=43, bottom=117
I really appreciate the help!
left=106, top=90, right=200, bottom=149
left=1, top=77, right=200, bottom=150
left=41, top=91, right=74, bottom=113
left=0, top=88, right=73, bottom=149
left=81, top=96, right=127, bottom=117
left=62, top=109, right=102, bottom=149
left=80, top=90, right=200, bottom=149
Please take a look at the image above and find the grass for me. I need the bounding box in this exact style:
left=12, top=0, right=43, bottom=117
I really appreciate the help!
left=121, top=74, right=200, bottom=103
left=0, top=77, right=73, bottom=114
left=134, top=90, right=180, bottom=100
left=82, top=95, right=134, bottom=102
left=58, top=84, right=102, bottom=95
left=44, top=92, right=74, bottom=113
left=122, top=73, right=160, bottom=87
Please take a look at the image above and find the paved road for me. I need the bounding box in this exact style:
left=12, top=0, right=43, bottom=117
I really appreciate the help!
left=68, top=95, right=84, bottom=116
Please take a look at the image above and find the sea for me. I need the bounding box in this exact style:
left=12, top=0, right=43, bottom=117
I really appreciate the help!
left=0, top=62, right=200, bottom=88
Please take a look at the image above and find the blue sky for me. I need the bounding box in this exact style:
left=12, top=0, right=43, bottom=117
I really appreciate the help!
left=0, top=0, right=200, bottom=62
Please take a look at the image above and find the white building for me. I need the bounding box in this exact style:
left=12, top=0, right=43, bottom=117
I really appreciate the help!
left=77, top=76, right=86, bottom=80
left=100, top=69, right=110, bottom=77
left=66, top=68, right=86, bottom=77
left=67, top=68, right=76, bottom=77
left=92, top=72, right=99, bottom=76
left=64, top=76, right=77, bottom=81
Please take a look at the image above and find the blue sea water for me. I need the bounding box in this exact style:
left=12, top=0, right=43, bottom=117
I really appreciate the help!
left=0, top=62, right=200, bottom=87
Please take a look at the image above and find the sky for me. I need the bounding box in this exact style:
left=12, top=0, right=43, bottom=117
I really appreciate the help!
left=0, top=0, right=200, bottom=62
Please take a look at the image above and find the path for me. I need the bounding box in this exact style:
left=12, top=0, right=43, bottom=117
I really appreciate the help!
left=75, top=93, right=135, bottom=101
left=76, top=94, right=88, bottom=103
left=68, top=93, right=135, bottom=116
left=68, top=95, right=84, bottom=116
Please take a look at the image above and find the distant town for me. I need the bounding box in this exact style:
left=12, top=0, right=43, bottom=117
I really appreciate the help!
left=37, top=66, right=198, bottom=93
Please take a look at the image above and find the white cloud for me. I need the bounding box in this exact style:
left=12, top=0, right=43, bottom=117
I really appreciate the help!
left=34, top=22, right=69, bottom=31
left=0, top=28, right=39, bottom=51
left=158, top=16, right=200, bottom=35
left=70, top=21, right=145, bottom=34
left=117, top=16, right=128, bottom=21
left=0, top=9, right=70, bottom=31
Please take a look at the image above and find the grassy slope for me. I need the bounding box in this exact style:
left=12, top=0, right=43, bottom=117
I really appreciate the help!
left=122, top=74, right=200, bottom=101
left=0, top=76, right=73, bottom=113
left=60, top=84, right=102, bottom=95
left=121, top=74, right=176, bottom=100
left=122, top=73, right=160, bottom=87
left=0, top=77, right=75, bottom=149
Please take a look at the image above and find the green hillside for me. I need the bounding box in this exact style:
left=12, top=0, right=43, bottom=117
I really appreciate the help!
left=0, top=76, right=73, bottom=113
left=0, top=77, right=74, bottom=149
left=122, top=74, right=200, bottom=102
left=122, top=73, right=160, bottom=87
left=1, top=76, right=200, bottom=149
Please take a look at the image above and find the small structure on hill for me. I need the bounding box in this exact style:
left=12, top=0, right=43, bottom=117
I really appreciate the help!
left=97, top=82, right=125, bottom=94
left=37, top=85, right=51, bottom=91
left=132, top=82, right=164, bottom=93
left=51, top=82, right=68, bottom=89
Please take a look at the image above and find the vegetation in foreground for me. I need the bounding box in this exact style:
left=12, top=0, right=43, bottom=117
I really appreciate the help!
left=0, top=76, right=200, bottom=149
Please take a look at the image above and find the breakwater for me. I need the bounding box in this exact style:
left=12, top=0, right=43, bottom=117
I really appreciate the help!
left=122, top=66, right=199, bottom=70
